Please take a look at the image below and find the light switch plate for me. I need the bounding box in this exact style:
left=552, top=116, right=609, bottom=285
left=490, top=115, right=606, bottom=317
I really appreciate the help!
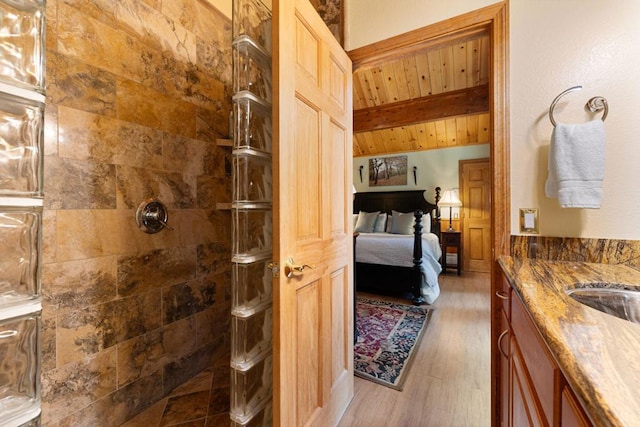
left=519, top=208, right=539, bottom=234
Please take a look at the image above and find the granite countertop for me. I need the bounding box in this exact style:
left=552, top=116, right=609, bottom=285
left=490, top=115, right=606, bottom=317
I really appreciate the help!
left=498, top=256, right=640, bottom=427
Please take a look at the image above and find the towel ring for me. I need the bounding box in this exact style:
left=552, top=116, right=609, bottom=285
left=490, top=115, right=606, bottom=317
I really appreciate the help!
left=549, top=85, right=609, bottom=127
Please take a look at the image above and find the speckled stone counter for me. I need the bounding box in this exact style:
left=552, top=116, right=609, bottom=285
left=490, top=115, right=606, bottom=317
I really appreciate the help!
left=499, top=256, right=640, bottom=427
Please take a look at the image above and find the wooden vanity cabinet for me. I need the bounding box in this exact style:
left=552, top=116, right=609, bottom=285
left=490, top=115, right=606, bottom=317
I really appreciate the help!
left=495, top=269, right=593, bottom=427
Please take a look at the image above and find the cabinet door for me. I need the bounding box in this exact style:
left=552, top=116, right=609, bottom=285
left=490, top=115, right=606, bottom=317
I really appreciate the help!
left=561, top=387, right=592, bottom=427
left=499, top=311, right=509, bottom=426
left=510, top=339, right=548, bottom=427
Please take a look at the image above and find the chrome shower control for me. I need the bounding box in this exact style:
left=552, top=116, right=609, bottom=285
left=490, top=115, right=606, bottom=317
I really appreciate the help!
left=135, top=198, right=173, bottom=234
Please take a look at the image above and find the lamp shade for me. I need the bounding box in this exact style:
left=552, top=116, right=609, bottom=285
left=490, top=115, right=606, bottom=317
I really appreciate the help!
left=438, top=189, right=462, bottom=207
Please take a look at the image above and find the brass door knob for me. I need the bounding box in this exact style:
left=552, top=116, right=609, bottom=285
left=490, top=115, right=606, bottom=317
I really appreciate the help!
left=284, top=257, right=313, bottom=278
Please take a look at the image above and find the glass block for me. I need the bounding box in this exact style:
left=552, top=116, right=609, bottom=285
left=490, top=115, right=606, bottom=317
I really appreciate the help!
left=233, top=35, right=272, bottom=102
left=233, top=0, right=272, bottom=53
left=0, top=311, right=40, bottom=427
left=233, top=150, right=272, bottom=204
left=233, top=92, right=272, bottom=154
left=18, top=415, right=41, bottom=427
left=232, top=261, right=272, bottom=317
left=0, top=207, right=41, bottom=310
left=0, top=0, right=46, bottom=92
left=231, top=399, right=272, bottom=427
left=230, top=353, right=272, bottom=424
left=0, top=92, right=44, bottom=197
left=231, top=306, right=272, bottom=370
left=232, top=207, right=272, bottom=261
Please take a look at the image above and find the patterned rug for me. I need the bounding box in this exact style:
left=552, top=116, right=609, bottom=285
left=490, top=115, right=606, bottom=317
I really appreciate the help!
left=354, top=297, right=433, bottom=390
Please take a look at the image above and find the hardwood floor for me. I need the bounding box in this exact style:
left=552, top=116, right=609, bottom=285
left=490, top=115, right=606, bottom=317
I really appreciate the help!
left=338, top=271, right=492, bottom=427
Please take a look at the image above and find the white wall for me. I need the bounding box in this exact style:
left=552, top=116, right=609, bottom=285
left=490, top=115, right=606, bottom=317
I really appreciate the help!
left=347, top=0, right=640, bottom=240
left=353, top=145, right=489, bottom=196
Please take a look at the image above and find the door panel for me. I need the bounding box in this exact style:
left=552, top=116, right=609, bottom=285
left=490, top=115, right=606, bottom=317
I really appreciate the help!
left=274, top=0, right=354, bottom=425
left=461, top=158, right=491, bottom=272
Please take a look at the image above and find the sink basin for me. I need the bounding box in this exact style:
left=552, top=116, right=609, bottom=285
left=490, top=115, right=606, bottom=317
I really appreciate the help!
left=565, top=285, right=640, bottom=324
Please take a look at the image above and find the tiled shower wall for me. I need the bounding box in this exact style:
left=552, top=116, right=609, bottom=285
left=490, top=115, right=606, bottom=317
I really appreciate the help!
left=40, top=1, right=233, bottom=424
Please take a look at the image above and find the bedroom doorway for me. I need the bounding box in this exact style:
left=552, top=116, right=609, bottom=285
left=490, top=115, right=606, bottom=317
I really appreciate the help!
left=348, top=1, right=509, bottom=268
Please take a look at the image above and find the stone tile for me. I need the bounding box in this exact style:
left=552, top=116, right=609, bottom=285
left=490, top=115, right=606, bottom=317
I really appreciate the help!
left=116, top=165, right=197, bottom=210
left=42, top=256, right=117, bottom=313
left=55, top=209, right=223, bottom=262
left=116, top=0, right=197, bottom=62
left=55, top=209, right=138, bottom=261
left=160, top=390, right=209, bottom=426
left=205, top=412, right=230, bottom=427
left=204, top=144, right=232, bottom=179
left=196, top=106, right=231, bottom=142
left=163, top=135, right=215, bottom=176
left=207, top=385, right=230, bottom=416
left=117, top=329, right=165, bottom=387
left=197, top=241, right=231, bottom=277
left=41, top=347, right=117, bottom=424
left=162, top=278, right=215, bottom=324
left=61, top=0, right=118, bottom=27
left=46, top=0, right=58, bottom=54
left=44, top=104, right=58, bottom=156
left=118, top=246, right=197, bottom=297
left=197, top=176, right=231, bottom=209
left=58, top=2, right=144, bottom=82
left=57, top=371, right=164, bottom=427
left=163, top=316, right=198, bottom=360
left=196, top=28, right=232, bottom=88
left=56, top=291, right=162, bottom=365
left=117, top=77, right=197, bottom=138
left=212, top=364, right=230, bottom=389
left=120, top=398, right=167, bottom=427
left=170, top=368, right=213, bottom=397
left=47, top=52, right=117, bottom=117
left=58, top=106, right=163, bottom=169
left=41, top=316, right=57, bottom=372
left=42, top=209, right=56, bottom=264
left=163, top=340, right=219, bottom=393
left=44, top=156, right=117, bottom=209
left=196, top=307, right=218, bottom=348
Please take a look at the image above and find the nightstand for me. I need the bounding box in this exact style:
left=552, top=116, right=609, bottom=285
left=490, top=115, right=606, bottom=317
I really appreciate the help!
left=441, top=230, right=462, bottom=275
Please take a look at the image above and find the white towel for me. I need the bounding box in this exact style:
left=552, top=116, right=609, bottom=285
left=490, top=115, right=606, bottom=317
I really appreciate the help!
left=545, top=119, right=605, bottom=208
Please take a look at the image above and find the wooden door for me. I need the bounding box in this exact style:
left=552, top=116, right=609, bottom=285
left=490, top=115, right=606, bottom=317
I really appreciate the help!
left=460, top=158, right=491, bottom=272
left=273, top=0, right=354, bottom=425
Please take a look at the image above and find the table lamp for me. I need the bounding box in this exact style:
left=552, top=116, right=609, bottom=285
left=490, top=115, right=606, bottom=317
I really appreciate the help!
left=438, top=189, right=462, bottom=231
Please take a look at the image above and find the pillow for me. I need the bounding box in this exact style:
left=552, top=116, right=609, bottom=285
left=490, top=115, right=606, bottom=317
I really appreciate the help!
left=373, top=213, right=387, bottom=233
left=353, top=214, right=358, bottom=230
left=391, top=210, right=414, bottom=235
left=389, top=211, right=432, bottom=234
left=422, top=213, right=431, bottom=234
left=354, top=211, right=380, bottom=233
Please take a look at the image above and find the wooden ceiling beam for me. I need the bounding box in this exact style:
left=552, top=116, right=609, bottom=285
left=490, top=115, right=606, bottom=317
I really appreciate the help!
left=354, top=84, right=489, bottom=133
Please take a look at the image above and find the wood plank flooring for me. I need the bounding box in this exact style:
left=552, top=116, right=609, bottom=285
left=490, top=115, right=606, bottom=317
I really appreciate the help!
left=338, top=271, right=491, bottom=427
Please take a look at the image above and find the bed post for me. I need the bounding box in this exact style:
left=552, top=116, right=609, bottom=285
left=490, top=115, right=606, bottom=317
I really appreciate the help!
left=412, top=211, right=426, bottom=305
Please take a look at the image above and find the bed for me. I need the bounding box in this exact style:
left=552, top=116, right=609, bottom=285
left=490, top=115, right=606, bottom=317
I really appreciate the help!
left=353, top=189, right=442, bottom=305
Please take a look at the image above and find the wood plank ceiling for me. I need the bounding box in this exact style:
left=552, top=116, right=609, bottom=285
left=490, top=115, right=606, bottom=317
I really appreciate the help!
left=353, top=32, right=491, bottom=157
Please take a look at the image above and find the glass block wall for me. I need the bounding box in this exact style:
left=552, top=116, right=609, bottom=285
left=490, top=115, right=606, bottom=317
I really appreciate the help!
left=0, top=1, right=46, bottom=426
left=230, top=0, right=274, bottom=425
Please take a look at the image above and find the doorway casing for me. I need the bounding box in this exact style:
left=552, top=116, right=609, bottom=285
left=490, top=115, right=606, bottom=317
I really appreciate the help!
left=347, top=3, right=510, bottom=426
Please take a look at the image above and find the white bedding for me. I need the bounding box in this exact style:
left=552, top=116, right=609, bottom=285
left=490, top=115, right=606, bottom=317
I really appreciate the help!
left=355, top=232, right=442, bottom=304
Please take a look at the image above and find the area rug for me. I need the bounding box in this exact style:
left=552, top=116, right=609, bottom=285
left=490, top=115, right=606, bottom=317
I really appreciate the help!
left=354, top=297, right=433, bottom=390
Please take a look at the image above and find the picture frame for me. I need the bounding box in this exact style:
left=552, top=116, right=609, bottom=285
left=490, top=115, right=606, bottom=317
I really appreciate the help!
left=368, top=155, right=408, bottom=187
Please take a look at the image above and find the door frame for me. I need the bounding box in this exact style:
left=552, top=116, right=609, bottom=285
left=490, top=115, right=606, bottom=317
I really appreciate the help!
left=347, top=3, right=509, bottom=426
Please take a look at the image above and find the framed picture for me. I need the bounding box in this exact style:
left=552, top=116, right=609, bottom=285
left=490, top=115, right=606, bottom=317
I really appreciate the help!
left=369, top=155, right=408, bottom=187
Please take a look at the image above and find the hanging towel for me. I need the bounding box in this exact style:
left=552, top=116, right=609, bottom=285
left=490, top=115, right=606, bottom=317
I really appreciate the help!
left=545, top=119, right=605, bottom=208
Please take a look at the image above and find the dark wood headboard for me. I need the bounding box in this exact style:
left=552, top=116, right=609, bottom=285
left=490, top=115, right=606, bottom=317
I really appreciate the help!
left=353, top=189, right=441, bottom=235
